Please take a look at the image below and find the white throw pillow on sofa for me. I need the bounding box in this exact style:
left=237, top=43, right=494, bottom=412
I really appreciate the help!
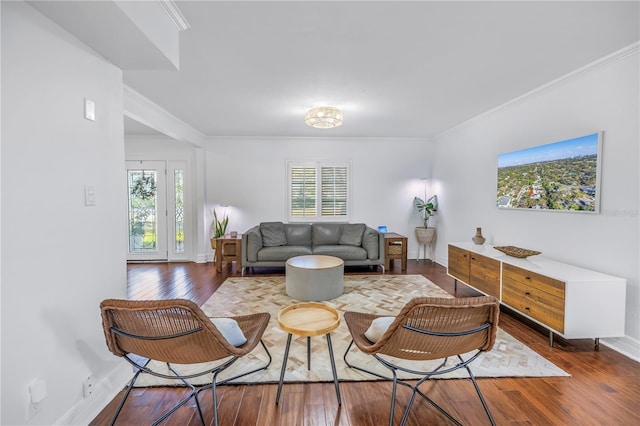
left=364, top=316, right=395, bottom=342
left=210, top=317, right=247, bottom=346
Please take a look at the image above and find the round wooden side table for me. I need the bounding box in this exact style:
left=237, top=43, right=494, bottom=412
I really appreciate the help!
left=275, top=302, right=342, bottom=405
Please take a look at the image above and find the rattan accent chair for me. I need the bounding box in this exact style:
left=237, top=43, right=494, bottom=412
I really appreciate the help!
left=100, top=298, right=272, bottom=426
left=343, top=296, right=500, bottom=426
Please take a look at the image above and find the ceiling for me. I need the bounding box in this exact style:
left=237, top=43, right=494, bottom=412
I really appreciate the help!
left=37, top=1, right=640, bottom=139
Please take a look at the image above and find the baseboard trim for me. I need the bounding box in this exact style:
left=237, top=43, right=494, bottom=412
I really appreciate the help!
left=600, top=336, right=640, bottom=362
left=55, top=362, right=130, bottom=425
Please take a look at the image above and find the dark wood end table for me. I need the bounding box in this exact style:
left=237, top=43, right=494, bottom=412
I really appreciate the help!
left=215, top=236, right=242, bottom=273
left=384, top=232, right=408, bottom=272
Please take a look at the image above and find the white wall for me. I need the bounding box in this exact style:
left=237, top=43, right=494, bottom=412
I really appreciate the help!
left=432, top=47, right=640, bottom=354
left=1, top=3, right=128, bottom=424
left=203, top=137, right=435, bottom=259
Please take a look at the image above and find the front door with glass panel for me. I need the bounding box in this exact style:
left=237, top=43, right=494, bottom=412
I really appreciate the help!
left=127, top=161, right=168, bottom=261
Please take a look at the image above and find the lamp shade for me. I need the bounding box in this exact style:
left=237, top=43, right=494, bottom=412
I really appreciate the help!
left=305, top=106, right=343, bottom=129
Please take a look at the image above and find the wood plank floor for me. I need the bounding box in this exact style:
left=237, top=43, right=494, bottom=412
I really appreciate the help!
left=91, top=260, right=640, bottom=425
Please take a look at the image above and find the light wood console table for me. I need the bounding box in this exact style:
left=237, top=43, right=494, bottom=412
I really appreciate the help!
left=447, top=242, right=626, bottom=349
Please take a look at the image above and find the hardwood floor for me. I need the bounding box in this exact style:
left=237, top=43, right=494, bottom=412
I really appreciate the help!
left=92, top=260, right=639, bottom=425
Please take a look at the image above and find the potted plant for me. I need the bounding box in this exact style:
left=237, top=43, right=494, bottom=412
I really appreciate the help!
left=210, top=209, right=229, bottom=250
left=414, top=195, right=437, bottom=258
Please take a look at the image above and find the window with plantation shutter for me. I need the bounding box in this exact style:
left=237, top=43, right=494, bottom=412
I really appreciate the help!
left=290, top=166, right=317, bottom=218
left=287, top=161, right=351, bottom=222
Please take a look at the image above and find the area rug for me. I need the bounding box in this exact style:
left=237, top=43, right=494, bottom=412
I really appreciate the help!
left=135, top=275, right=569, bottom=386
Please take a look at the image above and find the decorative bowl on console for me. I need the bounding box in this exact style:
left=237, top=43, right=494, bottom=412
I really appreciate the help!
left=494, top=245, right=541, bottom=258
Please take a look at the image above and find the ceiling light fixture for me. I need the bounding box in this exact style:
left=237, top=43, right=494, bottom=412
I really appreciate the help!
left=305, top=106, right=343, bottom=129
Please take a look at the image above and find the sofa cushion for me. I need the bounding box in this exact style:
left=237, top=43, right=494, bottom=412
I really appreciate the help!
left=260, top=222, right=287, bottom=247
left=339, top=223, right=366, bottom=246
left=285, top=224, right=312, bottom=246
left=313, top=245, right=368, bottom=260
left=258, top=245, right=313, bottom=261
left=312, top=223, right=343, bottom=246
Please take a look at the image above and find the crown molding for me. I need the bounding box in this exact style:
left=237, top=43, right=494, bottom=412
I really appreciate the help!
left=157, top=0, right=190, bottom=32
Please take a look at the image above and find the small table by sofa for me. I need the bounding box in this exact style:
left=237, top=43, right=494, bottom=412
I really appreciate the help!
left=275, top=302, right=342, bottom=405
left=214, top=235, right=242, bottom=273
left=384, top=232, right=408, bottom=272
left=285, top=255, right=344, bottom=301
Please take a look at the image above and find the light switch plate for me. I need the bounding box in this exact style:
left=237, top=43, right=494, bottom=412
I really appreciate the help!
left=85, top=186, right=96, bottom=206
left=84, top=98, right=95, bottom=121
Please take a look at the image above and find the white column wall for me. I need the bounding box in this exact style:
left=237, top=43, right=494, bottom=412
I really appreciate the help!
left=1, top=3, right=127, bottom=424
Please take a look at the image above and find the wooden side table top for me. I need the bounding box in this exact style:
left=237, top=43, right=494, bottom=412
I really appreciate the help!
left=384, top=232, right=406, bottom=240
left=278, top=302, right=341, bottom=337
left=215, top=235, right=242, bottom=242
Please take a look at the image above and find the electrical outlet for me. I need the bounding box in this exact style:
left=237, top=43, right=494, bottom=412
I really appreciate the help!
left=27, top=378, right=46, bottom=420
left=83, top=374, right=96, bottom=398
left=26, top=400, right=40, bottom=421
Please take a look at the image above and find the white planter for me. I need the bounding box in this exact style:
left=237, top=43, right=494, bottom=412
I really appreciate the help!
left=415, top=227, right=436, bottom=260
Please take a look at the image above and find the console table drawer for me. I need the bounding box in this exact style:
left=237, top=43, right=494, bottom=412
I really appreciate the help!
left=448, top=245, right=470, bottom=283
left=503, top=263, right=565, bottom=299
left=502, top=277, right=565, bottom=310
left=469, top=252, right=501, bottom=298
left=503, top=285, right=565, bottom=333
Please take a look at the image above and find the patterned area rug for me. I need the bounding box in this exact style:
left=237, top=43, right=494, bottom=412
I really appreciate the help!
left=135, top=275, right=569, bottom=386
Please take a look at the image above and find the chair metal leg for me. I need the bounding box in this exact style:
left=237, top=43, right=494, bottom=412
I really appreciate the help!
left=212, top=369, right=222, bottom=426
left=150, top=363, right=207, bottom=426
left=215, top=339, right=272, bottom=385
left=115, top=340, right=272, bottom=426
left=463, top=360, right=496, bottom=426
left=109, top=368, right=143, bottom=426
left=400, top=387, right=418, bottom=426
left=344, top=340, right=391, bottom=381
left=152, top=389, right=201, bottom=426
left=389, top=371, right=398, bottom=426
left=197, top=340, right=272, bottom=425
left=400, top=376, right=462, bottom=426
left=345, top=340, right=494, bottom=426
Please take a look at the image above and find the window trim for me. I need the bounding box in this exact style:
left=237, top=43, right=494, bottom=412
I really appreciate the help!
left=286, top=160, right=352, bottom=223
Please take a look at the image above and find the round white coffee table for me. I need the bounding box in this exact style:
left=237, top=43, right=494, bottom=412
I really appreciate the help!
left=285, top=255, right=344, bottom=301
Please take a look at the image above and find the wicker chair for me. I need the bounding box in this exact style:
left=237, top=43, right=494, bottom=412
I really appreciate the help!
left=100, top=298, right=272, bottom=426
left=343, top=296, right=500, bottom=426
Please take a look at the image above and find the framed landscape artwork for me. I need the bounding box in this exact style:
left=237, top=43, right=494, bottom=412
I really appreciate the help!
left=497, top=132, right=603, bottom=213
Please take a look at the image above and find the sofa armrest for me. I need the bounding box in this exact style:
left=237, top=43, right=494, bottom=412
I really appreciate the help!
left=362, top=226, right=382, bottom=260
left=242, top=226, right=263, bottom=262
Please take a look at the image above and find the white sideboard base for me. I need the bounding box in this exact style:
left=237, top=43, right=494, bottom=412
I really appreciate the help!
left=447, top=242, right=627, bottom=350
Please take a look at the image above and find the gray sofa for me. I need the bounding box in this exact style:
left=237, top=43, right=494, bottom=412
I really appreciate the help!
left=241, top=222, right=385, bottom=273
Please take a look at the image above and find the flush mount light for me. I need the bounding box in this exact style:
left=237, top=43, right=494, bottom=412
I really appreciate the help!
left=304, top=106, right=343, bottom=129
